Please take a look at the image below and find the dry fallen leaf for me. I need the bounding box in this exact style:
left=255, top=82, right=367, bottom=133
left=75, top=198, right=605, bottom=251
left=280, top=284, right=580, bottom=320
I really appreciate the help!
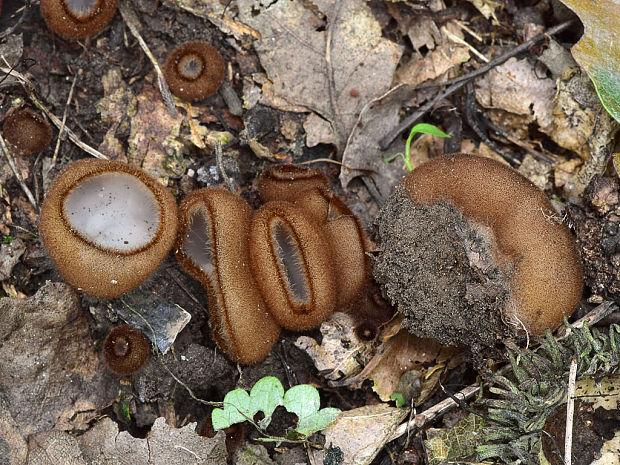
left=339, top=84, right=414, bottom=197
left=311, top=403, right=408, bottom=465
left=368, top=330, right=442, bottom=402
left=237, top=0, right=403, bottom=151
left=0, top=283, right=118, bottom=435
left=475, top=57, right=556, bottom=139
left=559, top=0, right=620, bottom=123
left=295, top=312, right=364, bottom=381
left=127, top=82, right=186, bottom=182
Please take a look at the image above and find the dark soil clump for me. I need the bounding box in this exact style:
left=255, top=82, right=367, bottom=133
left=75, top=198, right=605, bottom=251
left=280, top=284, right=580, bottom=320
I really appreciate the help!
left=372, top=188, right=513, bottom=359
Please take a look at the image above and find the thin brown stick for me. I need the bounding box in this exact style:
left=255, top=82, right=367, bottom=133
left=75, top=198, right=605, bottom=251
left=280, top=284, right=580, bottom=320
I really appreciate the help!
left=415, top=19, right=577, bottom=91
left=378, top=19, right=577, bottom=150
left=565, top=357, right=577, bottom=465
left=119, top=0, right=176, bottom=117
left=51, top=71, right=79, bottom=166
left=0, top=135, right=38, bottom=210
left=388, top=384, right=480, bottom=442
left=0, top=1, right=31, bottom=40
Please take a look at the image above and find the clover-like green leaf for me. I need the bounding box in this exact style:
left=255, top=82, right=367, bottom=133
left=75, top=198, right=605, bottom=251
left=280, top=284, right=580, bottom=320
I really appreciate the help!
left=212, top=376, right=285, bottom=431
left=248, top=376, right=285, bottom=429
left=211, top=388, right=252, bottom=430
left=282, top=385, right=341, bottom=437
left=212, top=377, right=340, bottom=437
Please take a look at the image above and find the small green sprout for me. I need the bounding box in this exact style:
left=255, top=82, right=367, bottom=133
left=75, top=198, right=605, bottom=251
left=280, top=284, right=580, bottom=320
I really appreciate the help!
left=383, top=123, right=451, bottom=171
left=3, top=235, right=12, bottom=244
left=212, top=376, right=340, bottom=440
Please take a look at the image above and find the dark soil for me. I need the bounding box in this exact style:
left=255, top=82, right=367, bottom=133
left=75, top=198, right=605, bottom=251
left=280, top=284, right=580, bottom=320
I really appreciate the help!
left=373, top=188, right=513, bottom=362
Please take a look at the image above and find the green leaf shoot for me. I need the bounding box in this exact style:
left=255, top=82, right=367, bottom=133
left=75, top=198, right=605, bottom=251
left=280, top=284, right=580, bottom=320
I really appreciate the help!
left=382, top=123, right=451, bottom=171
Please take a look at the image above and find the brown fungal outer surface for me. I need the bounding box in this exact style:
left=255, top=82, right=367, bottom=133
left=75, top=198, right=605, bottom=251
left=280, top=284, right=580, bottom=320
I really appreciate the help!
left=374, top=154, right=582, bottom=349
left=39, top=159, right=178, bottom=299
left=40, top=0, right=118, bottom=39
left=164, top=42, right=225, bottom=101
left=294, top=187, right=371, bottom=307
left=250, top=201, right=337, bottom=330
left=103, top=324, right=151, bottom=375
left=176, top=188, right=280, bottom=364
left=257, top=164, right=330, bottom=203
left=2, top=109, right=53, bottom=155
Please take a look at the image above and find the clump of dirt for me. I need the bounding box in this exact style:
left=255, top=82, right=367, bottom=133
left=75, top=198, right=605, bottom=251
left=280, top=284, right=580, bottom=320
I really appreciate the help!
left=372, top=188, right=513, bottom=359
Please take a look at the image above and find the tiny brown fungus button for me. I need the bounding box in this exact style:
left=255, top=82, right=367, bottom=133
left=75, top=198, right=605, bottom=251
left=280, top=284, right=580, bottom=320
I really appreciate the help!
left=40, top=0, right=118, bottom=39
left=164, top=42, right=225, bottom=101
left=39, top=159, right=178, bottom=298
left=374, top=153, right=583, bottom=354
left=2, top=109, right=53, bottom=155
left=103, top=324, right=151, bottom=375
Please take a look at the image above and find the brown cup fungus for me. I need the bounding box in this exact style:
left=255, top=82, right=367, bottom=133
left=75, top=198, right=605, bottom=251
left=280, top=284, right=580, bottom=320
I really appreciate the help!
left=249, top=201, right=338, bottom=331
left=39, top=159, right=178, bottom=298
left=2, top=109, right=53, bottom=155
left=373, top=154, right=583, bottom=355
left=176, top=188, right=280, bottom=364
left=40, top=0, right=118, bottom=39
left=164, top=42, right=225, bottom=101
left=257, top=164, right=330, bottom=203
left=103, top=324, right=151, bottom=375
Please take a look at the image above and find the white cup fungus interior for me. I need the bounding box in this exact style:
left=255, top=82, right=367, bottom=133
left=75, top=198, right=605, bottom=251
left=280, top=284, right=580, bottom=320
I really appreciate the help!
left=182, top=206, right=214, bottom=278
left=63, top=172, right=160, bottom=252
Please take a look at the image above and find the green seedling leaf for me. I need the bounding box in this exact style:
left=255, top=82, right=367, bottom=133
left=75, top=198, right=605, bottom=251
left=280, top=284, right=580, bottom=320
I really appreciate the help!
left=248, top=376, right=285, bottom=429
left=390, top=392, right=406, bottom=408
left=282, top=385, right=341, bottom=437
left=212, top=376, right=285, bottom=431
left=382, top=123, right=450, bottom=171
left=559, top=0, right=620, bottom=123
left=212, top=388, right=252, bottom=430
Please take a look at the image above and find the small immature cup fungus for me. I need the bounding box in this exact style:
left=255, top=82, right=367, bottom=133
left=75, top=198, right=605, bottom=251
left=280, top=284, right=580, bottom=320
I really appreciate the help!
left=257, top=164, right=330, bottom=204
left=103, top=324, right=151, bottom=375
left=164, top=42, right=225, bottom=101
left=250, top=201, right=337, bottom=330
left=2, top=108, right=53, bottom=155
left=374, top=154, right=583, bottom=352
left=40, top=0, right=118, bottom=39
left=176, top=188, right=280, bottom=364
left=39, top=159, right=178, bottom=298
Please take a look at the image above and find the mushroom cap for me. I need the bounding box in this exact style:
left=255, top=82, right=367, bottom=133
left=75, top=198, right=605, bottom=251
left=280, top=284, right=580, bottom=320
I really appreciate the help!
left=2, top=109, right=53, bottom=155
left=176, top=188, right=280, bottom=364
left=249, top=201, right=337, bottom=330
left=39, top=159, right=178, bottom=298
left=103, top=324, right=151, bottom=375
left=164, top=42, right=225, bottom=101
left=400, top=153, right=583, bottom=334
left=40, top=0, right=118, bottom=39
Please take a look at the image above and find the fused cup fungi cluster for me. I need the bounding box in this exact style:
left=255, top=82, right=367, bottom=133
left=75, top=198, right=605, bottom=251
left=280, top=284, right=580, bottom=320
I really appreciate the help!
left=103, top=324, right=151, bottom=375
left=39, top=159, right=178, bottom=299
left=374, top=153, right=583, bottom=355
left=2, top=108, right=53, bottom=155
left=176, top=164, right=371, bottom=363
left=40, top=0, right=118, bottom=39
left=40, top=161, right=370, bottom=364
left=164, top=41, right=225, bottom=101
